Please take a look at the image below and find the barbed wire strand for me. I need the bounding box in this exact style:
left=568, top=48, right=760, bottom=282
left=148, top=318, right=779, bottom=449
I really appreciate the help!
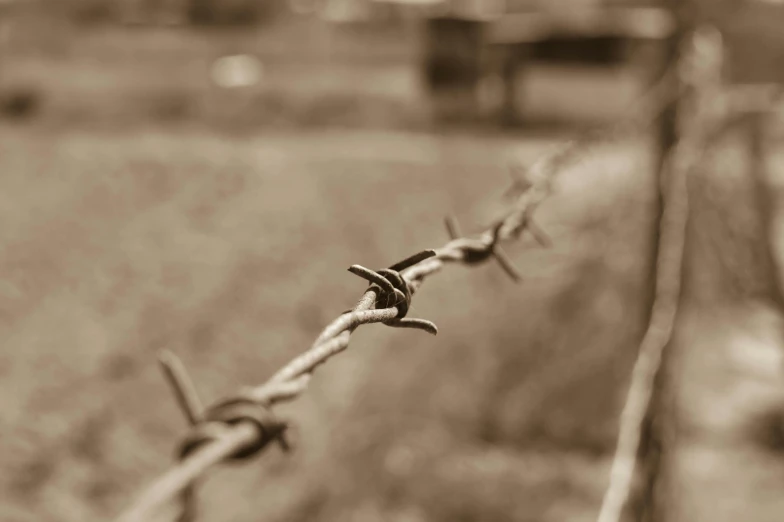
left=595, top=25, right=726, bottom=522
left=113, top=62, right=682, bottom=522
left=502, top=64, right=680, bottom=200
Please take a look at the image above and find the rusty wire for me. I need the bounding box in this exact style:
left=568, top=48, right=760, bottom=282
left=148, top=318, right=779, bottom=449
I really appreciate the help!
left=595, top=25, right=728, bottom=522
left=113, top=62, right=682, bottom=522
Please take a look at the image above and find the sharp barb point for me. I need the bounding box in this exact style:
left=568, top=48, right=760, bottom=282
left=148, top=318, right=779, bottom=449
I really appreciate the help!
left=493, top=248, right=523, bottom=283
left=445, top=215, right=462, bottom=240
left=277, top=432, right=292, bottom=453
left=388, top=318, right=439, bottom=336
left=158, top=350, right=203, bottom=426
left=528, top=219, right=552, bottom=248
left=348, top=265, right=397, bottom=295
left=389, top=250, right=437, bottom=272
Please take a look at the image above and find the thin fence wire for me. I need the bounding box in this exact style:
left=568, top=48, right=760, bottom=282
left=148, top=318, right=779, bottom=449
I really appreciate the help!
left=114, top=53, right=690, bottom=522
left=596, top=25, right=728, bottom=522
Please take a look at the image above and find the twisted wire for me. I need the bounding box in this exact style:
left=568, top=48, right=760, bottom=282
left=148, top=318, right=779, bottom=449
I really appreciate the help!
left=113, top=64, right=680, bottom=522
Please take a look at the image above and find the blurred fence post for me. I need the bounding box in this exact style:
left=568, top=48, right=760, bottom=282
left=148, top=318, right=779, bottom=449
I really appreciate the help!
left=630, top=39, right=680, bottom=522
left=631, top=3, right=702, bottom=520
left=632, top=16, right=681, bottom=522
left=632, top=6, right=784, bottom=518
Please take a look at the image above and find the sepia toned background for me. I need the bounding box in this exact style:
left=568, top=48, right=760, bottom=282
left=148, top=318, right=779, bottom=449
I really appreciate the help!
left=2, top=1, right=784, bottom=521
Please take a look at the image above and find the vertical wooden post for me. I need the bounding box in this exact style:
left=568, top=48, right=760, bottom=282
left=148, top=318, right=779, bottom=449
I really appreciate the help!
left=632, top=2, right=696, bottom=521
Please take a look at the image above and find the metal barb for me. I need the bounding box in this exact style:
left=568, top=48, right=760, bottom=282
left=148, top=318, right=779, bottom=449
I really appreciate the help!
left=348, top=265, right=397, bottom=295
left=503, top=163, right=534, bottom=200
left=348, top=256, right=439, bottom=336
left=488, top=222, right=522, bottom=283
left=157, top=350, right=203, bottom=522
left=443, top=218, right=522, bottom=282
left=526, top=216, right=552, bottom=248
left=388, top=249, right=437, bottom=272
left=493, top=248, right=523, bottom=283
left=276, top=429, right=293, bottom=453
left=385, top=318, right=438, bottom=336
left=445, top=215, right=462, bottom=240
left=159, top=350, right=203, bottom=426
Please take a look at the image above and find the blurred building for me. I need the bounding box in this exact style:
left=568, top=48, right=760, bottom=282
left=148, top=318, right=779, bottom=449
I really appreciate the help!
left=364, top=0, right=675, bottom=123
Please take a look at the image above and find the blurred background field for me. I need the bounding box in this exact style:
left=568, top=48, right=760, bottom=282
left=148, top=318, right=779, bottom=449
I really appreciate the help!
left=2, top=1, right=784, bottom=522
left=0, top=126, right=658, bottom=522
left=0, top=1, right=654, bottom=130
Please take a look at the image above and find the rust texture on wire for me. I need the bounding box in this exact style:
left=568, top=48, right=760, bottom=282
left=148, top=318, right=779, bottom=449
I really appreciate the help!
left=113, top=63, right=681, bottom=522
left=595, top=25, right=727, bottom=522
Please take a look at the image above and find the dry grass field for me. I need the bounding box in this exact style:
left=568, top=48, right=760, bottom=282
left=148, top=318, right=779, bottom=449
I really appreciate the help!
left=0, top=120, right=661, bottom=521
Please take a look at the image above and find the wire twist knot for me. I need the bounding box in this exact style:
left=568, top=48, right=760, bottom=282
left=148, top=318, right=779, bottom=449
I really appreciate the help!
left=348, top=250, right=439, bottom=335
left=179, top=396, right=289, bottom=462
left=444, top=217, right=523, bottom=282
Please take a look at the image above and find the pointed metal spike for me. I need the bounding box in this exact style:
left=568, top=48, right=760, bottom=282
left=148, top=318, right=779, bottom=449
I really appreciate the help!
left=504, top=164, right=533, bottom=199
left=527, top=218, right=552, bottom=248
left=387, top=318, right=439, bottom=335
left=275, top=427, right=292, bottom=453
left=493, top=248, right=523, bottom=283
left=388, top=250, right=437, bottom=272
left=158, top=350, right=203, bottom=426
left=445, top=215, right=462, bottom=240
left=348, top=265, right=396, bottom=295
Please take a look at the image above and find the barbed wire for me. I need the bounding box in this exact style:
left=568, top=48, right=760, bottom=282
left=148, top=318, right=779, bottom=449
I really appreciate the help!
left=595, top=25, right=728, bottom=522
left=113, top=58, right=684, bottom=522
